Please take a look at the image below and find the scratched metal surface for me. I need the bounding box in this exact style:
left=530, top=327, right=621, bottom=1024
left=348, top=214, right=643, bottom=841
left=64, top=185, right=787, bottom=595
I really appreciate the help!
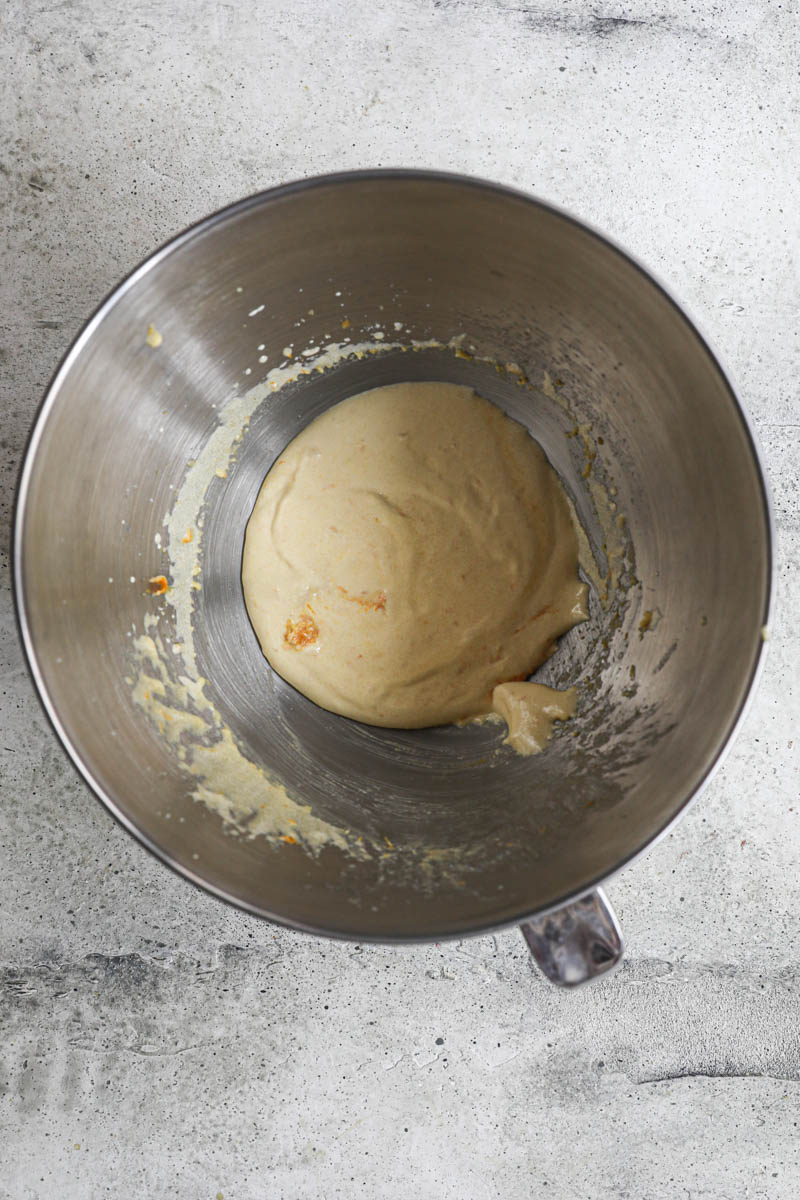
left=2, top=1, right=799, bottom=1197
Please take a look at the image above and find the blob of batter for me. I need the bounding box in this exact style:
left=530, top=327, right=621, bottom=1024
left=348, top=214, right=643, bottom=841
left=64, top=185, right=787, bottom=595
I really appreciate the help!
left=242, top=382, right=587, bottom=748
left=492, top=682, right=577, bottom=755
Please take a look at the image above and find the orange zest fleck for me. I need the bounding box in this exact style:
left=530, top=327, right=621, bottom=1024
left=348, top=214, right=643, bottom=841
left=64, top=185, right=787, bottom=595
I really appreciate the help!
left=146, top=575, right=169, bottom=595
left=284, top=611, right=319, bottom=649
left=181, top=528, right=193, bottom=544
left=337, top=585, right=387, bottom=612
left=341, top=318, right=351, bottom=329
left=280, top=834, right=298, bottom=844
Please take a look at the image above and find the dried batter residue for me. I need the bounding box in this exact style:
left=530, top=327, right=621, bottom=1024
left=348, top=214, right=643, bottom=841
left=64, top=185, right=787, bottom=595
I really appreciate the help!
left=130, top=616, right=351, bottom=849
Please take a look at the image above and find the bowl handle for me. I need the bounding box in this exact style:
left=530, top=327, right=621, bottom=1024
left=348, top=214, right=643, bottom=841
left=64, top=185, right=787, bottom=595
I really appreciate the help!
left=519, top=887, right=623, bottom=987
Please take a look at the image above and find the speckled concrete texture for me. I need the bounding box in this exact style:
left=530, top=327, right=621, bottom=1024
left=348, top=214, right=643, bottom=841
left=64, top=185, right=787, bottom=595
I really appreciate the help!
left=2, top=2, right=799, bottom=1197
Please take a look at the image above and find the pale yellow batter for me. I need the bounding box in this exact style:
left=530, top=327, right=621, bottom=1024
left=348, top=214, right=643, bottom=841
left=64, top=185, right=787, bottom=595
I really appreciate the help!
left=242, top=382, right=587, bottom=750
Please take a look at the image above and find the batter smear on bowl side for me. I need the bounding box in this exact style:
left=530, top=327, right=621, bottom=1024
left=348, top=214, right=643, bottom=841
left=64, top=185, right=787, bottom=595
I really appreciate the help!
left=242, top=381, right=588, bottom=753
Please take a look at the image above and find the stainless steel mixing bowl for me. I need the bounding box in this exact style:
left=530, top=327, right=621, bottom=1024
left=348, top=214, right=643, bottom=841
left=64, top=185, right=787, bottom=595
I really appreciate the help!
left=15, top=171, right=772, bottom=986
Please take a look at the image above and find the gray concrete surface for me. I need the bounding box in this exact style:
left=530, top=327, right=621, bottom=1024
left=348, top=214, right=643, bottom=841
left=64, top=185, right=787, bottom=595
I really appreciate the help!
left=2, top=1, right=800, bottom=1196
